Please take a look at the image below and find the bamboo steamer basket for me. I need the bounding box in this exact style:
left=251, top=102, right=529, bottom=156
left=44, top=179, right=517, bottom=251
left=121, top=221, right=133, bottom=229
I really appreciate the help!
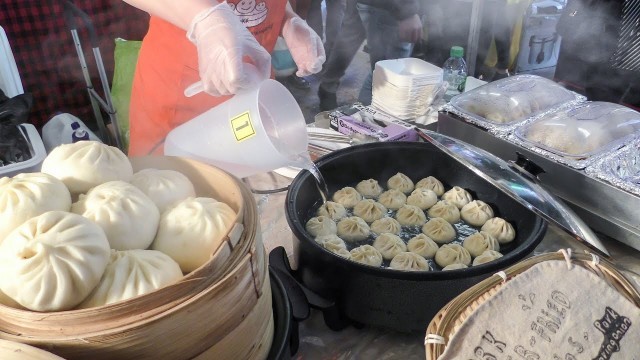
left=0, top=156, right=273, bottom=360
left=0, top=339, right=65, bottom=360
left=425, top=251, right=640, bottom=360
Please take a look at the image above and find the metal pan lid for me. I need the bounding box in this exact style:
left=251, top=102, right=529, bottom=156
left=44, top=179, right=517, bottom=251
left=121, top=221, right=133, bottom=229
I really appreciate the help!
left=417, top=129, right=610, bottom=257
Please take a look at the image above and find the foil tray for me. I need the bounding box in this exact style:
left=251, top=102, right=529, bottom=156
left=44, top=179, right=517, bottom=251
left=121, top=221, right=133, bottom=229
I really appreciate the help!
left=438, top=111, right=640, bottom=251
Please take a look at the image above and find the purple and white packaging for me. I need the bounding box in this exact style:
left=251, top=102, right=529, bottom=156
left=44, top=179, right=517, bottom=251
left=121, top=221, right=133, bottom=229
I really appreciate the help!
left=328, top=103, right=418, bottom=142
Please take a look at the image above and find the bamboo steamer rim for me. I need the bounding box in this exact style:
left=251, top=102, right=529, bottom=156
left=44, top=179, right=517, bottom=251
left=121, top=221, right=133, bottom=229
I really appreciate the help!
left=425, top=251, right=640, bottom=360
left=0, top=339, right=65, bottom=359
left=0, top=156, right=260, bottom=336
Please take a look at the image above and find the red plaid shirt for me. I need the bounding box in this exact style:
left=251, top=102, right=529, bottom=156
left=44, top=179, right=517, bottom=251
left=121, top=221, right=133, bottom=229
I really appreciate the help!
left=0, top=0, right=149, bottom=128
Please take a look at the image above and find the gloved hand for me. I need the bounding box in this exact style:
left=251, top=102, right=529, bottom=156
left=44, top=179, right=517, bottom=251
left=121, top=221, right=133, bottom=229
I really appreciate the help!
left=282, top=17, right=326, bottom=77
left=186, top=3, right=271, bottom=96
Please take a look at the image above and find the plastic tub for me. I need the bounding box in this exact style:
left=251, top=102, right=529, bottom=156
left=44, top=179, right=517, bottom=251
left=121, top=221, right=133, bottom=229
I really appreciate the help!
left=375, top=58, right=443, bottom=87
left=0, top=124, right=46, bottom=178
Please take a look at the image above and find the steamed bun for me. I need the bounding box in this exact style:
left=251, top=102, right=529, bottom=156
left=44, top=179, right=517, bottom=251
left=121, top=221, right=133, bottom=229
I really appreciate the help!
left=152, top=197, right=237, bottom=273
left=41, top=141, right=133, bottom=194
left=72, top=181, right=160, bottom=250
left=78, top=249, right=183, bottom=309
left=0, top=172, right=71, bottom=243
left=0, top=211, right=110, bottom=311
left=130, top=168, right=196, bottom=212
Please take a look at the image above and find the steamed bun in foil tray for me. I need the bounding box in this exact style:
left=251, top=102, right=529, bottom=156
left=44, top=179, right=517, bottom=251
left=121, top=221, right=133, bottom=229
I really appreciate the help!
left=449, top=74, right=582, bottom=131
left=515, top=101, right=640, bottom=163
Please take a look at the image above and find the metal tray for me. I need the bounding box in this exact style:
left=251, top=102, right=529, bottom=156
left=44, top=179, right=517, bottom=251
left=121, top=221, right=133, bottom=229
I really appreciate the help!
left=438, top=111, right=640, bottom=251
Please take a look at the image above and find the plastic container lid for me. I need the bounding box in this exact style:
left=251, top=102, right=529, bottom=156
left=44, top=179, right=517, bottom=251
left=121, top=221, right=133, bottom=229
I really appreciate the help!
left=515, top=102, right=640, bottom=160
left=374, top=58, right=443, bottom=87
left=416, top=129, right=610, bottom=257
left=0, top=26, right=24, bottom=97
left=450, top=46, right=464, bottom=58
left=449, top=74, right=580, bottom=128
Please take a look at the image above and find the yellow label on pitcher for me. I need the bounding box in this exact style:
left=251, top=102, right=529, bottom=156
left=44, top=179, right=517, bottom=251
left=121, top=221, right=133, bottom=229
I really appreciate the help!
left=231, top=111, right=256, bottom=142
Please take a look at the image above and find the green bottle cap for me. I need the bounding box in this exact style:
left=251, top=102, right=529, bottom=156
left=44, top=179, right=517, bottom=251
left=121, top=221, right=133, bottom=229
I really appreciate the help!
left=450, top=46, right=464, bottom=58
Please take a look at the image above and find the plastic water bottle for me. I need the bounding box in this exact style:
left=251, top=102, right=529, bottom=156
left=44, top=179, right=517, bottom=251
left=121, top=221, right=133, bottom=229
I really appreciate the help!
left=443, top=46, right=468, bottom=101
left=42, top=113, right=101, bottom=152
left=71, top=122, right=90, bottom=142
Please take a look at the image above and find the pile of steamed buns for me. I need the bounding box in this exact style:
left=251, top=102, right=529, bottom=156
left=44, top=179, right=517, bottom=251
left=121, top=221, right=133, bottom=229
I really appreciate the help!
left=305, top=172, right=516, bottom=271
left=0, top=141, right=236, bottom=312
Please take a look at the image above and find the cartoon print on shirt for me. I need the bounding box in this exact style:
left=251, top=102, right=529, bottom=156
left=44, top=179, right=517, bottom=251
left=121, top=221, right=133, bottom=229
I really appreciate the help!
left=229, top=0, right=269, bottom=28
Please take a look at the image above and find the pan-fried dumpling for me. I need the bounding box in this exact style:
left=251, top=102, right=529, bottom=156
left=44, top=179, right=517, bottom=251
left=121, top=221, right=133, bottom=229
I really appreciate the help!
left=317, top=201, right=347, bottom=221
left=481, top=217, right=516, bottom=244
left=427, top=200, right=461, bottom=224
left=0, top=211, right=110, bottom=311
left=435, top=244, right=471, bottom=268
left=0, top=172, right=72, bottom=243
left=415, top=176, right=445, bottom=196
left=350, top=245, right=383, bottom=267
left=332, top=187, right=363, bottom=208
left=422, top=217, right=457, bottom=244
left=315, top=235, right=350, bottom=258
left=387, top=172, right=414, bottom=194
left=442, top=263, right=468, bottom=271
left=472, top=250, right=503, bottom=266
left=72, top=181, right=160, bottom=250
left=130, top=168, right=196, bottom=212
left=353, top=199, right=387, bottom=223
left=152, top=197, right=237, bottom=273
left=337, top=216, right=370, bottom=242
left=370, top=217, right=402, bottom=235
left=356, top=179, right=383, bottom=199
left=305, top=215, right=338, bottom=237
left=389, top=252, right=430, bottom=271
left=78, top=249, right=183, bottom=309
left=395, top=204, right=427, bottom=226
left=41, top=140, right=133, bottom=195
left=441, top=186, right=473, bottom=209
left=407, top=234, right=438, bottom=259
left=460, top=200, right=494, bottom=227
left=373, top=233, right=407, bottom=260
left=463, top=231, right=500, bottom=257
left=406, top=188, right=438, bottom=210
left=378, top=189, right=407, bottom=210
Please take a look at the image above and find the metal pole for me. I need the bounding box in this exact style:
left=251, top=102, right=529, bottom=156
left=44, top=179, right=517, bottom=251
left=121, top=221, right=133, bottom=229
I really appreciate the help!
left=93, top=47, right=123, bottom=149
left=466, top=0, right=485, bottom=77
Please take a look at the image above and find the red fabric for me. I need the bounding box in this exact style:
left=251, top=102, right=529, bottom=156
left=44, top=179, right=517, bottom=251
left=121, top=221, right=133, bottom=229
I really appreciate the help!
left=0, top=0, right=149, bottom=128
left=128, top=0, right=287, bottom=156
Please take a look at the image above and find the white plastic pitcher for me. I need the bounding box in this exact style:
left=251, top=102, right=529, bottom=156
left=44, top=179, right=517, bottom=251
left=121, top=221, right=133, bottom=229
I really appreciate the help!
left=164, top=79, right=308, bottom=178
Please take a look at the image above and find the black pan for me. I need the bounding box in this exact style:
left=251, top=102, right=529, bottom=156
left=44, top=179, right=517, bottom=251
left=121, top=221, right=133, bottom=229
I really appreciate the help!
left=285, top=141, right=547, bottom=332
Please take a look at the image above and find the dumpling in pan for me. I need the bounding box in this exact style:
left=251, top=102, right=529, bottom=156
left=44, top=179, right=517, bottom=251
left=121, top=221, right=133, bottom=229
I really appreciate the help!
left=442, top=263, right=468, bottom=271
left=356, top=179, right=383, bottom=199
left=337, top=216, right=371, bottom=242
left=332, top=187, right=362, bottom=208
left=441, top=186, right=473, bottom=209
left=415, top=176, right=445, bottom=196
left=460, top=200, right=494, bottom=227
left=378, top=189, right=407, bottom=210
left=422, top=217, right=457, bottom=244
left=389, top=252, right=430, bottom=271
left=387, top=172, right=415, bottom=194
left=353, top=199, right=387, bottom=223
left=406, top=188, right=438, bottom=210
left=472, top=250, right=503, bottom=266
left=427, top=200, right=460, bottom=224
left=373, top=233, right=407, bottom=260
left=316, top=235, right=351, bottom=259
left=317, top=201, right=347, bottom=221
left=435, top=244, right=471, bottom=268
left=350, top=245, right=383, bottom=267
left=305, top=216, right=337, bottom=238
left=462, top=231, right=499, bottom=257
left=395, top=204, right=427, bottom=226
left=407, top=234, right=438, bottom=259
left=370, top=217, right=402, bottom=235
left=481, top=217, right=516, bottom=244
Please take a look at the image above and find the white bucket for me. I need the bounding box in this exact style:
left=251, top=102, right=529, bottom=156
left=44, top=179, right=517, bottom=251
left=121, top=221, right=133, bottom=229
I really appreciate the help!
left=164, top=80, right=308, bottom=178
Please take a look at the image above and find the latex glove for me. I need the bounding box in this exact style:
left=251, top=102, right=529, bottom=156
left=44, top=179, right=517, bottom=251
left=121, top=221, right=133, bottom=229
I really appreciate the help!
left=186, top=3, right=271, bottom=96
left=282, top=17, right=326, bottom=77
left=398, top=14, right=423, bottom=43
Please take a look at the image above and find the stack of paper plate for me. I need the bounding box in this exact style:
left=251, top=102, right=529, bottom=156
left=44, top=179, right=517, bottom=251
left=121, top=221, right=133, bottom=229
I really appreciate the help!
left=371, top=58, right=443, bottom=120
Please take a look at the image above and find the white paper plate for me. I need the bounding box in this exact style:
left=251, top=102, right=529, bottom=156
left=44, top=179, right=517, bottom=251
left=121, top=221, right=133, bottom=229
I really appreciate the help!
left=273, top=127, right=350, bottom=179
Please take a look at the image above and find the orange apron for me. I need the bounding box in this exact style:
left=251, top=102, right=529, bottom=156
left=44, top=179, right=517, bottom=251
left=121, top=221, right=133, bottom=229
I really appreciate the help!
left=129, top=0, right=287, bottom=156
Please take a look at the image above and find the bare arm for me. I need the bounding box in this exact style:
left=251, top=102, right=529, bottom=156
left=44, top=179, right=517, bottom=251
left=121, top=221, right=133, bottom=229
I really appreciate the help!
left=122, top=0, right=221, bottom=30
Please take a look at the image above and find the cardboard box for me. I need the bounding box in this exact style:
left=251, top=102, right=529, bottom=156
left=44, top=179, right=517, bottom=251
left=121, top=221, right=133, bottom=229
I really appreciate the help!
left=328, top=103, right=418, bottom=142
